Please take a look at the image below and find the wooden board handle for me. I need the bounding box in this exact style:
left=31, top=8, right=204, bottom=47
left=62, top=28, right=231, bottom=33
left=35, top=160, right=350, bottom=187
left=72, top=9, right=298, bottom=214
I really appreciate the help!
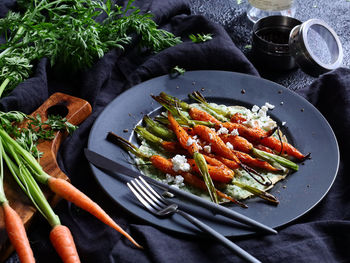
left=0, top=92, right=92, bottom=262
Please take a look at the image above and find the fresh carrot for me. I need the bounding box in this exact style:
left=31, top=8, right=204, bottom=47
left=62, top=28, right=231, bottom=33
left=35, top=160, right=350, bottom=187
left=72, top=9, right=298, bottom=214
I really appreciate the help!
left=2, top=202, right=35, bottom=263
left=50, top=225, right=80, bottom=263
left=0, top=135, right=35, bottom=263
left=47, top=177, right=142, bottom=249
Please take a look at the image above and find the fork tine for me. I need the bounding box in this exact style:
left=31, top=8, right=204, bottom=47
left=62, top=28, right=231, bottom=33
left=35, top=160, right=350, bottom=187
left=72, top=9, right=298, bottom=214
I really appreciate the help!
left=139, top=176, right=166, bottom=202
left=127, top=182, right=160, bottom=214
left=134, top=178, right=166, bottom=208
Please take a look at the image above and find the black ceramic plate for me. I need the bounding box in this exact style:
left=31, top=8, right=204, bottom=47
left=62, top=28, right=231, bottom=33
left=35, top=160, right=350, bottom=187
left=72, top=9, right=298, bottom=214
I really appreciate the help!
left=87, top=71, right=339, bottom=237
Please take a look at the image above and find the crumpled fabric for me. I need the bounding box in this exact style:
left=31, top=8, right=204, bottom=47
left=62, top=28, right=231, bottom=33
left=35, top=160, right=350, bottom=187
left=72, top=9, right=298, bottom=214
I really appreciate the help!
left=1, top=0, right=349, bottom=262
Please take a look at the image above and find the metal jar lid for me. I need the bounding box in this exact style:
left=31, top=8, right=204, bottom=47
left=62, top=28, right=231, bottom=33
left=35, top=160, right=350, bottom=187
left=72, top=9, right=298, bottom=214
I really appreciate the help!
left=252, top=16, right=343, bottom=76
left=289, top=18, right=343, bottom=76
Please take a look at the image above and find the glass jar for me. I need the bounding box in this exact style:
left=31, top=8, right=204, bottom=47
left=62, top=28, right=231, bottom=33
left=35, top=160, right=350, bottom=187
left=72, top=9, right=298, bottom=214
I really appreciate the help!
left=247, top=0, right=296, bottom=23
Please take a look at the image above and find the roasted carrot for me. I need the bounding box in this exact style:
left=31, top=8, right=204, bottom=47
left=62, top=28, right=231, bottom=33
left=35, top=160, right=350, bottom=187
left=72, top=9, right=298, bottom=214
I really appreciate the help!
left=188, top=106, right=272, bottom=141
left=167, top=112, right=219, bottom=203
left=218, top=135, right=280, bottom=172
left=254, top=144, right=275, bottom=154
left=167, top=112, right=199, bottom=155
left=2, top=202, right=35, bottom=263
left=219, top=134, right=253, bottom=154
left=189, top=107, right=221, bottom=125
left=259, top=136, right=306, bottom=160
left=187, top=159, right=234, bottom=183
left=108, top=131, right=278, bottom=205
left=148, top=155, right=245, bottom=207
left=230, top=113, right=306, bottom=160
left=233, top=150, right=281, bottom=172
left=47, top=177, right=142, bottom=249
left=192, top=125, right=241, bottom=163
left=230, top=112, right=246, bottom=124
left=50, top=225, right=80, bottom=263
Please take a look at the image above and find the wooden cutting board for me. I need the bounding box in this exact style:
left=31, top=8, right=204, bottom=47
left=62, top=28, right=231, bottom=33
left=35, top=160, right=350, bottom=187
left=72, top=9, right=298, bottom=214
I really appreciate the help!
left=0, top=92, right=92, bottom=261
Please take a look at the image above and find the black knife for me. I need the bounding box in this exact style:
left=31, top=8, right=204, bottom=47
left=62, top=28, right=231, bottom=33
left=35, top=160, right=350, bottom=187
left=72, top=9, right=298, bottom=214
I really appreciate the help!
left=84, top=148, right=277, bottom=235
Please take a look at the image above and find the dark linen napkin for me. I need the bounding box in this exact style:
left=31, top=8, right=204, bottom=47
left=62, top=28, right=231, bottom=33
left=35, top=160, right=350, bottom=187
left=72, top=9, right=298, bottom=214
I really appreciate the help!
left=1, top=1, right=349, bottom=263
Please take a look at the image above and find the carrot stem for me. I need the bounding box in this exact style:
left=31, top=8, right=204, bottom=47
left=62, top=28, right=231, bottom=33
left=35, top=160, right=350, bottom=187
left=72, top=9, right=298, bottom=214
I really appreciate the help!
left=252, top=148, right=298, bottom=171
left=143, top=115, right=176, bottom=141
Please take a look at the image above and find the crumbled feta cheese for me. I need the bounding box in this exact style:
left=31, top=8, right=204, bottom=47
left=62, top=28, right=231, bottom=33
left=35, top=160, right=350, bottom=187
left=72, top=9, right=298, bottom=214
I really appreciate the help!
left=209, top=133, right=213, bottom=140
left=164, top=173, right=174, bottom=183
left=173, top=175, right=185, bottom=187
left=260, top=105, right=268, bottom=113
left=186, top=138, right=196, bottom=147
left=230, top=129, right=239, bottom=136
left=217, top=127, right=229, bottom=135
left=252, top=105, right=260, bottom=113
left=171, top=155, right=190, bottom=172
left=203, top=145, right=211, bottom=153
left=265, top=102, right=275, bottom=109
left=226, top=142, right=234, bottom=150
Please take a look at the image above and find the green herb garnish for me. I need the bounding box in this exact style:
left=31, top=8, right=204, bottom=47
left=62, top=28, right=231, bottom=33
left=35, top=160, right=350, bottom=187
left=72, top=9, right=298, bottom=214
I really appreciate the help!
left=189, top=33, right=213, bottom=43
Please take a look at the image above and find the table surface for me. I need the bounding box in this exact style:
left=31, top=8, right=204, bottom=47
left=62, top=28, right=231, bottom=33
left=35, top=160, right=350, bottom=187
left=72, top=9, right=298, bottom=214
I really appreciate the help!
left=189, top=0, right=350, bottom=91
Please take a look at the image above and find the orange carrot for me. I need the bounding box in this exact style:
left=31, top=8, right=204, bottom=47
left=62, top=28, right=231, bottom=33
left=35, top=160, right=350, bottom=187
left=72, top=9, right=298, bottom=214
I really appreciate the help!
left=150, top=155, right=233, bottom=183
left=47, top=177, right=142, bottom=249
left=217, top=135, right=280, bottom=172
left=230, top=113, right=246, bottom=124
left=187, top=159, right=234, bottom=183
left=189, top=107, right=221, bottom=125
left=148, top=156, right=244, bottom=206
left=212, top=155, right=240, bottom=170
left=220, top=134, right=253, bottom=154
left=167, top=112, right=199, bottom=155
left=192, top=125, right=241, bottom=163
left=254, top=144, right=275, bottom=154
left=260, top=136, right=306, bottom=160
left=233, top=150, right=281, bottom=172
left=161, top=141, right=188, bottom=155
left=189, top=107, right=272, bottom=142
left=2, top=202, right=35, bottom=263
left=230, top=113, right=305, bottom=160
left=50, top=225, right=80, bottom=263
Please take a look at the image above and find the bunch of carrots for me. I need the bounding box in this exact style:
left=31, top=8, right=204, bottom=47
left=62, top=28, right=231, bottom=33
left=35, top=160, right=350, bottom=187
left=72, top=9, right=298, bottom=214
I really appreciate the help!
left=0, top=113, right=142, bottom=262
left=108, top=92, right=308, bottom=208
